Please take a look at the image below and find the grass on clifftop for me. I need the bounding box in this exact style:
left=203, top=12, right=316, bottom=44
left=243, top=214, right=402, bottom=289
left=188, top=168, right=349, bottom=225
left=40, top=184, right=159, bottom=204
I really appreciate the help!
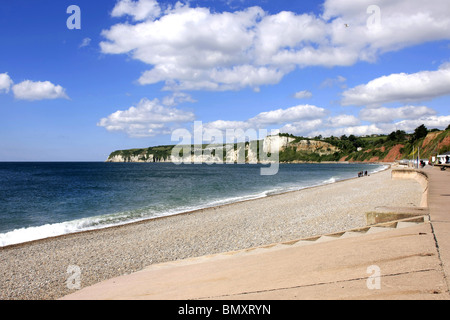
left=109, top=124, right=450, bottom=163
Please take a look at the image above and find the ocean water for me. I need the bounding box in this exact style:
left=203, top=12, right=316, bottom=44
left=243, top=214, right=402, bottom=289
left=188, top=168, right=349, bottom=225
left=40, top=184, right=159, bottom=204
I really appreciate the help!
left=0, top=162, right=387, bottom=247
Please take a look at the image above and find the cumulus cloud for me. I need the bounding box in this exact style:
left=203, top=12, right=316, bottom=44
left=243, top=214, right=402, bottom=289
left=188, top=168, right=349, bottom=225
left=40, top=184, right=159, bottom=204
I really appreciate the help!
left=359, top=106, right=437, bottom=123
left=207, top=103, right=448, bottom=138
left=393, top=115, right=450, bottom=133
left=203, top=120, right=251, bottom=132
left=97, top=99, right=333, bottom=138
left=326, top=114, right=361, bottom=127
left=0, top=73, right=13, bottom=93
left=203, top=104, right=328, bottom=133
left=294, top=90, right=313, bottom=99
left=279, top=119, right=325, bottom=136
left=98, top=97, right=450, bottom=139
left=308, top=124, right=385, bottom=138
left=278, top=114, right=360, bottom=137
left=320, top=76, right=347, bottom=88
left=161, top=92, right=196, bottom=107
left=159, top=101, right=448, bottom=140
left=342, top=63, right=450, bottom=106
left=97, top=97, right=195, bottom=137
left=100, top=0, right=450, bottom=92
left=139, top=64, right=287, bottom=91
left=111, top=0, right=161, bottom=21
left=12, top=80, right=69, bottom=101
left=189, top=104, right=329, bottom=143
left=202, top=105, right=360, bottom=138
left=323, top=0, right=450, bottom=57
left=79, top=37, right=92, bottom=48
left=300, top=114, right=450, bottom=138
left=250, top=105, right=328, bottom=126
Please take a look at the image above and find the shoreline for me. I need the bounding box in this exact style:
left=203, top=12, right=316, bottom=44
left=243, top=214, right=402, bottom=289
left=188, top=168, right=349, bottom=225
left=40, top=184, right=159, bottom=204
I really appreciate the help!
left=62, top=166, right=450, bottom=301
left=0, top=163, right=390, bottom=250
left=0, top=164, right=421, bottom=300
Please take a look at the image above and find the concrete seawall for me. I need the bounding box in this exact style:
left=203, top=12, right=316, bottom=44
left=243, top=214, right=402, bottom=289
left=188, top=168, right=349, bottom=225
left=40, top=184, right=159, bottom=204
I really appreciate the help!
left=391, top=169, right=428, bottom=208
left=365, top=168, right=429, bottom=225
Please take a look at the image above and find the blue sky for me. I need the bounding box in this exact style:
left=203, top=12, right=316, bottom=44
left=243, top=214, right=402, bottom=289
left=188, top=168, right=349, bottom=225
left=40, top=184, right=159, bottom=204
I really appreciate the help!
left=1, top=0, right=450, bottom=161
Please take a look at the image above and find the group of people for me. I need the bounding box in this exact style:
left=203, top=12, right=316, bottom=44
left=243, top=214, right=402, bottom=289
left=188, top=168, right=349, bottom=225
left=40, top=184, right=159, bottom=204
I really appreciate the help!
left=358, top=171, right=368, bottom=177
left=437, top=155, right=450, bottom=164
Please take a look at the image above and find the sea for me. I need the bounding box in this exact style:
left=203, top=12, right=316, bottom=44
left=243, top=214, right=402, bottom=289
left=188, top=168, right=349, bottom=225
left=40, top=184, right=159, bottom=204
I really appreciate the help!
left=0, top=162, right=388, bottom=247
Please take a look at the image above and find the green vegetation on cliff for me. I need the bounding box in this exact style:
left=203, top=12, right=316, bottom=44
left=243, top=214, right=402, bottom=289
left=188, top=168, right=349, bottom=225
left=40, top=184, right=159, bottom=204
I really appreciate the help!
left=329, top=124, right=450, bottom=162
left=107, top=124, right=450, bottom=163
left=268, top=124, right=449, bottom=163
left=109, top=145, right=174, bottom=162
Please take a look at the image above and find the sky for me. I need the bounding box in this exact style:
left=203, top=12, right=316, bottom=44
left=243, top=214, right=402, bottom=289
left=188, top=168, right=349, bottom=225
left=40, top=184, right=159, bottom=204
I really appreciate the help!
left=1, top=0, right=450, bottom=161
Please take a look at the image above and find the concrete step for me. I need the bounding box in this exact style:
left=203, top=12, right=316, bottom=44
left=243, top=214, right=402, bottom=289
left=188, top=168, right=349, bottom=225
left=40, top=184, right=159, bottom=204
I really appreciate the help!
left=315, top=235, right=340, bottom=243
left=366, top=226, right=393, bottom=234
left=397, top=221, right=422, bottom=229
left=340, top=231, right=367, bottom=238
left=150, top=215, right=430, bottom=268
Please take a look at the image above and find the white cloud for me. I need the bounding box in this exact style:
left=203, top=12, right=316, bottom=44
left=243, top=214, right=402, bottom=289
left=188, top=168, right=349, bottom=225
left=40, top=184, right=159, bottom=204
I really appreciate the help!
left=161, top=92, right=196, bottom=107
left=326, top=114, right=361, bottom=127
left=100, top=0, right=450, bottom=92
left=392, top=116, right=450, bottom=133
left=111, top=0, right=161, bottom=21
left=200, top=104, right=445, bottom=139
left=279, top=115, right=360, bottom=137
left=0, top=73, right=13, bottom=93
left=359, top=106, right=437, bottom=123
left=12, top=80, right=69, bottom=101
left=98, top=96, right=450, bottom=139
left=202, top=104, right=328, bottom=135
left=280, top=119, right=325, bottom=136
left=320, top=75, right=347, bottom=88
left=201, top=102, right=449, bottom=139
left=308, top=124, right=385, bottom=138
left=98, top=99, right=331, bottom=139
left=294, top=90, right=313, bottom=99
left=342, top=63, right=450, bottom=106
left=323, top=0, right=450, bottom=60
left=97, top=97, right=195, bottom=137
left=203, top=120, right=251, bottom=132
left=139, top=64, right=288, bottom=92
left=304, top=115, right=450, bottom=138
left=249, top=104, right=328, bottom=126
left=79, top=37, right=92, bottom=48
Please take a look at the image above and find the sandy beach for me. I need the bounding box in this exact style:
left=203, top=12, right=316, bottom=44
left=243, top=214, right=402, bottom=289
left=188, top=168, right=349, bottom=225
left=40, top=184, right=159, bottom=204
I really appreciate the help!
left=0, top=166, right=423, bottom=300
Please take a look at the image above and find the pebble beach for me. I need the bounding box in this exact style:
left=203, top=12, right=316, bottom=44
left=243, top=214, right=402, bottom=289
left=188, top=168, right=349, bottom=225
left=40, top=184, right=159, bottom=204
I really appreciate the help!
left=0, top=166, right=423, bottom=300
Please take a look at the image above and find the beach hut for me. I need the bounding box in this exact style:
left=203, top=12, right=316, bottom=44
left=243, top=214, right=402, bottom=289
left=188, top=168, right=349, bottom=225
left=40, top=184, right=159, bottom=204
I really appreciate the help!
left=437, top=151, right=450, bottom=164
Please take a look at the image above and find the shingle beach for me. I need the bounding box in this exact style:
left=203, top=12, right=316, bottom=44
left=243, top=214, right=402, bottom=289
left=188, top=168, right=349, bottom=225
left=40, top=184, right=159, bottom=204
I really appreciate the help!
left=0, top=166, right=423, bottom=300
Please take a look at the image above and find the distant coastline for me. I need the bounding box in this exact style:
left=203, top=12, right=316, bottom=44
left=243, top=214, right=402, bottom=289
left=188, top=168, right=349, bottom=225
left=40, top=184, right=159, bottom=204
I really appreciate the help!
left=105, top=126, right=450, bottom=164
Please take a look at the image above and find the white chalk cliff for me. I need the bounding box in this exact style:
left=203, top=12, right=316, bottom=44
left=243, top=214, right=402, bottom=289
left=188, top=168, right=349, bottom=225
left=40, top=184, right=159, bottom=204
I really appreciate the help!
left=106, top=135, right=339, bottom=163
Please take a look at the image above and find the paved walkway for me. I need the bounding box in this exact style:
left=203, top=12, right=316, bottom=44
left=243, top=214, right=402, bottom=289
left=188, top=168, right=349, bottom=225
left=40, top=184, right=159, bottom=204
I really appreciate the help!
left=62, top=166, right=450, bottom=300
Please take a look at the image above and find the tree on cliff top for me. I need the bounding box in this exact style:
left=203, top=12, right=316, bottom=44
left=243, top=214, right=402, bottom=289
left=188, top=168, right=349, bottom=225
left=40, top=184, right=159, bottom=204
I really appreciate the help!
left=412, top=124, right=428, bottom=142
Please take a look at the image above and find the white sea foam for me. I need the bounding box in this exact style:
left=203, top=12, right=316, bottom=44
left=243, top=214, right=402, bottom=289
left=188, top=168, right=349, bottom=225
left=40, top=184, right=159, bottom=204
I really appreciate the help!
left=371, top=165, right=390, bottom=174
left=0, top=191, right=279, bottom=247
left=322, top=177, right=337, bottom=184
left=0, top=211, right=158, bottom=247
left=0, top=164, right=387, bottom=248
left=0, top=219, right=90, bottom=247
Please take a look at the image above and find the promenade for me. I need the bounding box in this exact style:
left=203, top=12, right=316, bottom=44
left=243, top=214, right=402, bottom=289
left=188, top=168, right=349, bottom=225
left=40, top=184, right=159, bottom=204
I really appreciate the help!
left=62, top=165, right=450, bottom=300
